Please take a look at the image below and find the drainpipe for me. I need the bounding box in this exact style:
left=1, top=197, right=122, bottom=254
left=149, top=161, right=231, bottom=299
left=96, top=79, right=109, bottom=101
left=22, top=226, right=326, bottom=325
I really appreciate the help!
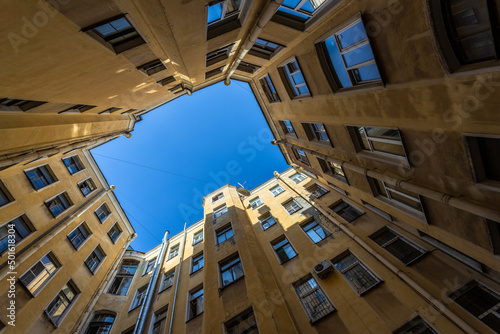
left=71, top=233, right=136, bottom=333
left=134, top=230, right=170, bottom=334
left=275, top=139, right=500, bottom=222
left=224, top=0, right=284, bottom=85
left=275, top=171, right=479, bottom=334
left=168, top=223, right=187, bottom=334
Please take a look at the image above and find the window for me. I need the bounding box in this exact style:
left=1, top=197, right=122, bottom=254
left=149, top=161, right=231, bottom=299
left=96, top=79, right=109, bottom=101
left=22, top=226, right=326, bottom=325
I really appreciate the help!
left=0, top=98, right=46, bottom=111
left=450, top=281, right=500, bottom=332
left=329, top=200, right=364, bottom=222
left=362, top=201, right=392, bottom=221
left=85, top=313, right=115, bottom=334
left=0, top=181, right=13, bottom=207
left=220, top=255, right=244, bottom=287
left=20, top=252, right=60, bottom=295
left=85, top=246, right=106, bottom=274
left=236, top=61, right=260, bottom=74
left=260, top=75, right=280, bottom=103
left=157, top=76, right=176, bottom=86
left=160, top=270, right=175, bottom=291
left=130, top=285, right=148, bottom=310
left=78, top=178, right=97, bottom=197
left=289, top=172, right=306, bottom=183
left=192, top=253, right=204, bottom=273
left=394, top=316, right=438, bottom=334
left=317, top=16, right=382, bottom=91
left=293, top=148, right=310, bottom=165
left=302, top=220, right=330, bottom=243
left=487, top=219, right=500, bottom=255
left=328, top=182, right=348, bottom=196
left=282, top=198, right=302, bottom=214
left=212, top=192, right=224, bottom=202
left=152, top=307, right=168, bottom=334
left=25, top=165, right=57, bottom=190
left=348, top=126, right=407, bottom=158
left=59, top=104, right=96, bottom=113
left=188, top=287, right=204, bottom=319
left=193, top=230, right=204, bottom=245
left=302, top=123, right=331, bottom=144
left=137, top=59, right=166, bottom=75
left=0, top=215, right=33, bottom=253
left=293, top=275, right=335, bottom=322
left=249, top=197, right=263, bottom=209
left=205, top=66, right=226, bottom=79
left=62, top=156, right=84, bottom=174
left=45, top=192, right=72, bottom=218
left=99, top=107, right=121, bottom=114
left=278, top=58, right=310, bottom=98
left=430, top=0, right=500, bottom=72
left=83, top=15, right=146, bottom=54
left=225, top=308, right=259, bottom=334
left=333, top=251, right=381, bottom=294
left=317, top=158, right=347, bottom=184
left=95, top=203, right=111, bottom=223
left=67, top=223, right=91, bottom=249
left=216, top=224, right=234, bottom=244
left=45, top=280, right=79, bottom=326
left=278, top=120, right=296, bottom=136
left=206, top=44, right=234, bottom=66
left=259, top=212, right=277, bottom=230
left=168, top=245, right=179, bottom=260
left=207, top=0, right=242, bottom=39
left=370, top=228, right=426, bottom=265
left=250, top=38, right=283, bottom=59
left=306, top=183, right=329, bottom=199
left=108, top=223, right=122, bottom=243
left=272, top=236, right=297, bottom=263
left=368, top=177, right=424, bottom=213
left=269, top=184, right=285, bottom=196
left=466, top=136, right=500, bottom=185
left=213, top=204, right=228, bottom=218
left=144, top=258, right=157, bottom=274
left=108, top=260, right=138, bottom=295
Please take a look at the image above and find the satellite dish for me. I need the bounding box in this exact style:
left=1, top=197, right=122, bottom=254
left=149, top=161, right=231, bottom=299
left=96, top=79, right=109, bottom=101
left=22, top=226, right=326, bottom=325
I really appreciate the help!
left=237, top=188, right=250, bottom=196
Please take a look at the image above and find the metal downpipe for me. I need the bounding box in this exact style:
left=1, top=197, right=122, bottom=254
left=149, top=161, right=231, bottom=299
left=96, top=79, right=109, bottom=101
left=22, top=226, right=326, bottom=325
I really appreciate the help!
left=168, top=222, right=187, bottom=334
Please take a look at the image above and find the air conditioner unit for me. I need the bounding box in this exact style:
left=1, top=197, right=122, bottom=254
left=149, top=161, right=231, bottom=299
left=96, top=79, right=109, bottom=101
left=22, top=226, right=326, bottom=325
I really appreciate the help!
left=314, top=260, right=333, bottom=279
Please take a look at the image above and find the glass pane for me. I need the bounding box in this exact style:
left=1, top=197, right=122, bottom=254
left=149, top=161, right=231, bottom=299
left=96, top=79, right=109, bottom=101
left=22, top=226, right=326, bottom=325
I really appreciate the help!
left=324, top=35, right=351, bottom=88
left=388, top=191, right=423, bottom=212
left=355, top=63, right=381, bottom=82
left=335, top=253, right=357, bottom=271
left=207, top=3, right=223, bottom=23
left=343, top=264, right=378, bottom=292
left=342, top=44, right=374, bottom=67
left=385, top=238, right=423, bottom=264
left=338, top=21, right=367, bottom=49
left=282, top=0, right=301, bottom=9
left=371, top=141, right=405, bottom=156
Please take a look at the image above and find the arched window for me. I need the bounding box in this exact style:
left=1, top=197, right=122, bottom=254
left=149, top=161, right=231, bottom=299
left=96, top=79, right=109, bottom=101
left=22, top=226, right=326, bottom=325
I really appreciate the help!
left=85, top=313, right=116, bottom=334
left=430, top=0, right=499, bottom=72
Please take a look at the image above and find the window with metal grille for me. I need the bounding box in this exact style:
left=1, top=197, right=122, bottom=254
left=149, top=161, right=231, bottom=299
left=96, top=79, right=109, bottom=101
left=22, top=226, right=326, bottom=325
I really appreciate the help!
left=220, top=254, right=244, bottom=287
left=348, top=126, right=406, bottom=158
left=45, top=192, right=72, bottom=218
left=278, top=120, right=296, bottom=136
left=160, top=270, right=175, bottom=291
left=329, top=200, right=363, bottom=222
left=225, top=308, right=259, bottom=334
left=78, top=178, right=97, bottom=197
left=393, top=316, right=438, bottom=334
left=95, top=203, right=111, bottom=223
left=216, top=224, right=234, bottom=244
left=85, top=246, right=106, bottom=274
left=67, top=223, right=90, bottom=250
left=260, top=75, right=280, bottom=103
left=302, top=123, right=331, bottom=144
left=370, top=228, right=426, bottom=265
left=249, top=197, right=263, bottom=209
left=333, top=252, right=381, bottom=294
left=192, top=253, right=204, bottom=273
left=188, top=287, right=204, bottom=319
left=282, top=198, right=302, bottom=214
left=450, top=281, right=500, bottom=332
left=137, top=59, right=166, bottom=75
left=317, top=16, right=382, bottom=91
left=0, top=215, right=33, bottom=253
left=108, top=223, right=122, bottom=243
left=45, top=280, right=79, bottom=326
left=269, top=184, right=285, bottom=196
left=272, top=236, right=297, bottom=263
left=279, top=58, right=310, bottom=98
left=293, top=274, right=335, bottom=322
left=20, top=252, right=60, bottom=295
left=130, top=285, right=148, bottom=310
left=368, top=176, right=424, bottom=213
left=317, top=158, right=347, bottom=184
left=250, top=38, right=283, bottom=59
left=259, top=212, right=277, bottom=230
left=302, top=220, right=330, bottom=243
left=85, top=313, right=115, bottom=334
left=25, top=165, right=57, bottom=190
left=108, top=260, right=138, bottom=295
left=62, top=156, right=85, bottom=174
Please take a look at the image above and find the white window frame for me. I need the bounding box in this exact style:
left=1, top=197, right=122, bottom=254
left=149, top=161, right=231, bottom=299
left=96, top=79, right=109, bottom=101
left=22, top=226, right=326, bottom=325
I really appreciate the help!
left=282, top=198, right=302, bottom=214
left=249, top=197, right=263, bottom=209
left=289, top=172, right=306, bottom=184
left=269, top=184, right=285, bottom=196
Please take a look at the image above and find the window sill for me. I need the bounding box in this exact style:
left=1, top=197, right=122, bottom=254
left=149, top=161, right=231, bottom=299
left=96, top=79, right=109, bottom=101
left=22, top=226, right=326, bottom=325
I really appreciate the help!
left=67, top=169, right=86, bottom=176
left=474, top=180, right=500, bottom=193
left=158, top=286, right=173, bottom=294
left=290, top=94, right=312, bottom=102
left=310, top=309, right=336, bottom=326
left=261, top=223, right=277, bottom=231
left=0, top=200, right=15, bottom=210
left=128, top=304, right=142, bottom=313
left=356, top=280, right=384, bottom=296
left=186, top=311, right=203, bottom=323
left=332, top=82, right=384, bottom=95
left=314, top=235, right=333, bottom=247
left=279, top=254, right=298, bottom=265
left=34, top=180, right=60, bottom=192
left=219, top=275, right=245, bottom=294
left=50, top=205, right=74, bottom=219
left=373, top=197, right=426, bottom=223
left=81, top=189, right=99, bottom=198
left=357, top=151, right=410, bottom=169
left=190, top=267, right=203, bottom=276
left=192, top=240, right=203, bottom=246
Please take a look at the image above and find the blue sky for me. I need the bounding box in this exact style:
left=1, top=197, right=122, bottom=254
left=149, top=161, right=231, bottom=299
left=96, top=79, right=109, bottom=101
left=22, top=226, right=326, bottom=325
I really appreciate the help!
left=91, top=81, right=289, bottom=252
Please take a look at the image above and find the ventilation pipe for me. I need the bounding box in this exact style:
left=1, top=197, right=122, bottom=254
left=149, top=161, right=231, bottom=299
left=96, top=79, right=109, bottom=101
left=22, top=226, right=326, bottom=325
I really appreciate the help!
left=276, top=139, right=500, bottom=222
left=224, top=0, right=284, bottom=85
left=134, top=230, right=170, bottom=334
left=168, top=223, right=187, bottom=334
